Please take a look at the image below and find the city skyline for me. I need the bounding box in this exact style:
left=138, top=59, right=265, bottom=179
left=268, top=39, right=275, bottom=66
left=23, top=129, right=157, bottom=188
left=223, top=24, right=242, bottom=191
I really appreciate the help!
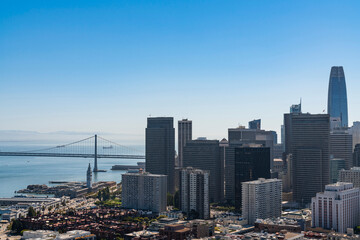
left=1, top=1, right=360, bottom=141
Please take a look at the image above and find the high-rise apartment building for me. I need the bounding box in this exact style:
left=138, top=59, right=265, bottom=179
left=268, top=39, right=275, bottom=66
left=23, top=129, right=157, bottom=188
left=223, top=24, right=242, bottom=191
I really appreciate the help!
left=311, top=182, right=360, bottom=233
left=182, top=139, right=223, bottom=203
left=328, top=66, right=348, bottom=128
left=242, top=178, right=282, bottom=225
left=122, top=171, right=167, bottom=213
left=330, top=129, right=353, bottom=169
left=249, top=119, right=261, bottom=130
left=146, top=117, right=175, bottom=193
left=234, top=146, right=271, bottom=209
left=339, top=167, right=360, bottom=188
left=178, top=119, right=192, bottom=167
left=180, top=167, right=210, bottom=219
left=286, top=113, right=330, bottom=204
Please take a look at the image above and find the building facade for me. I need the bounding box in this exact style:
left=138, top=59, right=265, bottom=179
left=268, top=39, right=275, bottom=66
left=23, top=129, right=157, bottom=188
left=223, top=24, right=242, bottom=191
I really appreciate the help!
left=180, top=167, right=210, bottom=219
left=330, top=129, right=353, bottom=169
left=87, top=163, right=92, bottom=189
left=182, top=139, right=223, bottom=203
left=146, top=117, right=175, bottom=193
left=242, top=178, right=282, bottom=225
left=234, top=146, right=271, bottom=209
left=249, top=119, right=261, bottom=130
left=286, top=113, right=330, bottom=204
left=311, top=182, right=360, bottom=233
left=330, top=158, right=346, bottom=183
left=339, top=167, right=360, bottom=188
left=328, top=66, right=348, bottom=128
left=178, top=119, right=192, bottom=168
left=122, top=171, right=167, bottom=213
left=354, top=144, right=360, bottom=167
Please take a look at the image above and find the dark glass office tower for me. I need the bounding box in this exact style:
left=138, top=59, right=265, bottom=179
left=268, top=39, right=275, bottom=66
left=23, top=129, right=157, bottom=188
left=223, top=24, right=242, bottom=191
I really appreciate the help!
left=289, top=114, right=330, bottom=204
left=234, top=147, right=271, bottom=210
left=178, top=119, right=192, bottom=167
left=328, top=66, right=348, bottom=128
left=146, top=117, right=175, bottom=194
left=183, top=139, right=223, bottom=203
left=249, top=119, right=261, bottom=130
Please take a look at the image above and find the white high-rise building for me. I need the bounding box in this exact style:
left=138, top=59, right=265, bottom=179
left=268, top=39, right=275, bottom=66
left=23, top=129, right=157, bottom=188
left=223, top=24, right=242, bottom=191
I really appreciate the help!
left=122, top=170, right=167, bottom=213
left=311, top=182, right=360, bottom=233
left=339, top=167, right=360, bottom=188
left=242, top=178, right=282, bottom=224
left=180, top=167, right=209, bottom=219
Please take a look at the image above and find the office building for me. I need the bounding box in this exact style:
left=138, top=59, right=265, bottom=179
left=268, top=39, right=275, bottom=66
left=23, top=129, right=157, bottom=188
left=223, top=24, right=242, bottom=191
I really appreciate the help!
left=182, top=138, right=223, bottom=203
left=146, top=117, right=175, bottom=193
left=311, top=182, right=360, bottom=233
left=122, top=171, right=167, bottom=213
left=178, top=119, right=192, bottom=167
left=86, top=163, right=92, bottom=189
left=235, top=146, right=271, bottom=209
left=350, top=122, right=360, bottom=150
left=328, top=66, right=348, bottom=128
left=330, top=158, right=346, bottom=183
left=225, top=127, right=274, bottom=204
left=339, top=167, right=360, bottom=188
left=354, top=144, right=360, bottom=167
left=180, top=167, right=210, bottom=219
left=249, top=119, right=261, bottom=130
left=330, top=129, right=353, bottom=169
left=242, top=178, right=282, bottom=225
left=290, top=101, right=302, bottom=114
left=286, top=113, right=330, bottom=204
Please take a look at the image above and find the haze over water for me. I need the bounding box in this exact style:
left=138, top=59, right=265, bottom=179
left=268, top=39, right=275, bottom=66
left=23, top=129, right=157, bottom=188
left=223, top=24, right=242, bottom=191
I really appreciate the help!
left=0, top=144, right=139, bottom=198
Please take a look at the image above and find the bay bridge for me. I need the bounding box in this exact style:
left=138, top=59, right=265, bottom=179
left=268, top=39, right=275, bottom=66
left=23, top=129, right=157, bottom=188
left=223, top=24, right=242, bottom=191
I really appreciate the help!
left=0, top=135, right=145, bottom=172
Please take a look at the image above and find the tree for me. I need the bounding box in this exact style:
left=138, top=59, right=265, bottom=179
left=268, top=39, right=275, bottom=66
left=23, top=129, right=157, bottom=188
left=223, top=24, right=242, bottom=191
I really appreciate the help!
left=27, top=206, right=36, bottom=217
left=11, top=219, right=23, bottom=234
left=97, top=190, right=103, bottom=201
left=167, top=193, right=174, bottom=206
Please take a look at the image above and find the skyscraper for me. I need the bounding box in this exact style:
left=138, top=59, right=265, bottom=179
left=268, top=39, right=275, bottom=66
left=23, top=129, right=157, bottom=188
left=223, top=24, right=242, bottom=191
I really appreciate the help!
left=330, top=129, right=353, bottom=169
left=178, top=119, right=192, bottom=167
left=288, top=114, right=330, bottom=204
left=122, top=171, right=167, bottom=213
left=249, top=119, right=261, bottom=130
left=182, top=138, right=223, bottom=203
left=180, top=167, right=210, bottom=219
left=242, top=178, right=282, bottom=225
left=328, top=66, right=348, bottom=128
left=234, top=146, right=271, bottom=209
left=146, top=117, right=175, bottom=194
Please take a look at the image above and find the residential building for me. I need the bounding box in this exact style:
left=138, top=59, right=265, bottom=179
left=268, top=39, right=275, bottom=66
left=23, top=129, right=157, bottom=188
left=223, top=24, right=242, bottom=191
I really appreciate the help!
left=122, top=171, right=167, bottom=213
left=180, top=167, right=210, bottom=219
left=182, top=138, right=223, bottom=203
left=159, top=224, right=191, bottom=240
left=311, top=182, right=360, bottom=233
left=146, top=117, right=175, bottom=193
left=328, top=66, right=348, bottom=128
left=178, top=119, right=192, bottom=167
left=242, top=178, right=282, bottom=224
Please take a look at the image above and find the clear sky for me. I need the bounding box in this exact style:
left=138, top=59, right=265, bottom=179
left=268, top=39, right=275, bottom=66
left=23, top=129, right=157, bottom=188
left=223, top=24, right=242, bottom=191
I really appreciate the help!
left=1, top=0, right=360, bottom=143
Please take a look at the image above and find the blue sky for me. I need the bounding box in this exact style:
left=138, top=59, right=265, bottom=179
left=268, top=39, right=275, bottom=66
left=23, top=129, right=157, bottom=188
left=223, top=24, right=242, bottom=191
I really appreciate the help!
left=1, top=0, right=360, bottom=143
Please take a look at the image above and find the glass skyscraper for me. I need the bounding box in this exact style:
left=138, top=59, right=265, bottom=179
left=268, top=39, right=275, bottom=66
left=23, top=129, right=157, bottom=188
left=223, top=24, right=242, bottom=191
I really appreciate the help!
left=328, top=66, right=348, bottom=128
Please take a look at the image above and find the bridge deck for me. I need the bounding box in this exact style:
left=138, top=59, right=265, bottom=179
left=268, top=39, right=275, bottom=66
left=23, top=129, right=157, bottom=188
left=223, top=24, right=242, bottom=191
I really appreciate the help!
left=0, top=152, right=145, bottom=159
